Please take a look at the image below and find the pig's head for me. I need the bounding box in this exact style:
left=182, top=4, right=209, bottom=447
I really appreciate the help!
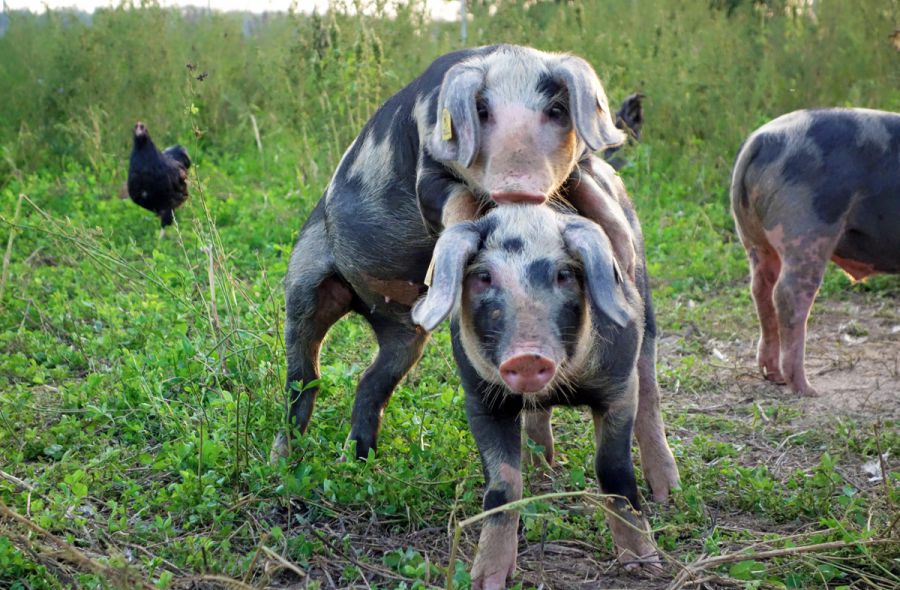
left=428, top=45, right=626, bottom=206
left=412, top=206, right=635, bottom=397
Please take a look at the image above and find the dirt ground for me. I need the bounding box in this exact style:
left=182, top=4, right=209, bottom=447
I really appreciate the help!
left=674, top=291, right=900, bottom=422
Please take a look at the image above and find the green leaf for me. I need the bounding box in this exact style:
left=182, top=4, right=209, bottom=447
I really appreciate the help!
left=729, top=559, right=766, bottom=580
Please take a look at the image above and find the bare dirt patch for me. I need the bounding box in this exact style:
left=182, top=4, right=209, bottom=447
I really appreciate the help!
left=661, top=290, right=900, bottom=424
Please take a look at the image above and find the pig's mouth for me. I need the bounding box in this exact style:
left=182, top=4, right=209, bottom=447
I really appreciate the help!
left=491, top=191, right=547, bottom=205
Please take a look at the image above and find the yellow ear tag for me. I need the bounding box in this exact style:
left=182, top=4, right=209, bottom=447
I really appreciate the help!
left=441, top=108, right=453, bottom=141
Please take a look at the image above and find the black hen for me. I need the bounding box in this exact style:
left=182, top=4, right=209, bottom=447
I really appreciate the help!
left=127, top=121, right=191, bottom=236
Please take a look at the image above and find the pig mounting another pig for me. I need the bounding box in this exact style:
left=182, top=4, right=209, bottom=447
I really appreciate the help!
left=414, top=203, right=662, bottom=589
left=731, top=108, right=900, bottom=396
left=273, top=45, right=679, bottom=514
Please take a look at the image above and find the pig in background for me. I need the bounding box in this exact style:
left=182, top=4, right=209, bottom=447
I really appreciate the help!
left=413, top=204, right=663, bottom=589
left=273, top=44, right=679, bottom=499
left=731, top=108, right=900, bottom=396
left=604, top=92, right=645, bottom=170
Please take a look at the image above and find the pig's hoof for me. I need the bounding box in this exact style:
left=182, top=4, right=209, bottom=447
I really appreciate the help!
left=610, top=516, right=662, bottom=576
left=621, top=552, right=664, bottom=576
left=269, top=431, right=290, bottom=465
left=471, top=563, right=515, bottom=590
left=471, top=543, right=516, bottom=590
left=759, top=362, right=786, bottom=384
left=645, top=464, right=680, bottom=504
left=791, top=381, right=819, bottom=397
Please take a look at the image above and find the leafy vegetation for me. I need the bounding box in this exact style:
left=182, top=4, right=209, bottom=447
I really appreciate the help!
left=1, top=1, right=898, bottom=588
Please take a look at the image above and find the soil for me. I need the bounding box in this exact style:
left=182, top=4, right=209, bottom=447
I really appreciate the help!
left=663, top=290, right=900, bottom=423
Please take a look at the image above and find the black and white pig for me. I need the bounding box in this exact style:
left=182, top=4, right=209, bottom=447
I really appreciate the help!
left=274, top=45, right=678, bottom=504
left=731, top=108, right=900, bottom=396
left=413, top=204, right=661, bottom=589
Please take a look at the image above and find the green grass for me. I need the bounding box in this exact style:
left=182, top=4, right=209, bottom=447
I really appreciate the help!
left=1, top=1, right=899, bottom=588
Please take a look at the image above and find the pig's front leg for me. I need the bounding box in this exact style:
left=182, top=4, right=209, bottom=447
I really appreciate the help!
left=565, top=165, right=636, bottom=280
left=467, top=399, right=523, bottom=590
left=592, top=384, right=662, bottom=574
left=416, top=159, right=482, bottom=232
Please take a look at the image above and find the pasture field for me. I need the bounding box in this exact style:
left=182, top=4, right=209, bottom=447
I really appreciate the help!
left=1, top=1, right=898, bottom=588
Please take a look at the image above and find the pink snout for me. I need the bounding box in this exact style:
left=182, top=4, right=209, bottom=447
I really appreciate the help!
left=499, top=354, right=556, bottom=393
left=491, top=191, right=547, bottom=205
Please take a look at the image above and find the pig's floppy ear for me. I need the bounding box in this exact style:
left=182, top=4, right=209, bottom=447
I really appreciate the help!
left=412, top=222, right=481, bottom=332
left=562, top=220, right=631, bottom=329
left=553, top=56, right=627, bottom=152
left=429, top=64, right=484, bottom=167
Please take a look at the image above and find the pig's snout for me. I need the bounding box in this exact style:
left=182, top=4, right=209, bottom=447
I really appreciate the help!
left=491, top=191, right=547, bottom=205
left=499, top=353, right=556, bottom=393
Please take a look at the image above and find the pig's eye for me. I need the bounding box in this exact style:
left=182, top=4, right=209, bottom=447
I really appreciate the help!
left=476, top=99, right=490, bottom=123
left=557, top=268, right=575, bottom=285
left=547, top=104, right=569, bottom=123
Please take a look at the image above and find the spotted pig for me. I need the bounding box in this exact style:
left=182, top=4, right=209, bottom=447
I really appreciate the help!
left=413, top=204, right=665, bottom=589
left=272, top=46, right=679, bottom=504
left=731, top=108, right=900, bottom=396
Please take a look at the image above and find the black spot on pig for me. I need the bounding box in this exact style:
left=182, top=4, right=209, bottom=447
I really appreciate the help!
left=557, top=299, right=584, bottom=358
left=501, top=237, right=524, bottom=253
left=484, top=487, right=510, bottom=511
left=472, top=294, right=506, bottom=366
left=807, top=111, right=860, bottom=154
left=752, top=133, right=787, bottom=167
left=781, top=145, right=853, bottom=225
left=526, top=258, right=554, bottom=290
left=739, top=133, right=787, bottom=208
left=536, top=73, right=563, bottom=102
left=478, top=216, right=499, bottom=245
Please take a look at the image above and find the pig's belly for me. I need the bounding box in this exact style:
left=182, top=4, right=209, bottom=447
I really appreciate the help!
left=325, top=193, right=436, bottom=309
left=833, top=231, right=900, bottom=278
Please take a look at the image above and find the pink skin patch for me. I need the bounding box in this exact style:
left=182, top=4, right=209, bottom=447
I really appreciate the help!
left=481, top=103, right=576, bottom=200
left=831, top=255, right=878, bottom=281
left=754, top=225, right=838, bottom=396
left=748, top=245, right=785, bottom=383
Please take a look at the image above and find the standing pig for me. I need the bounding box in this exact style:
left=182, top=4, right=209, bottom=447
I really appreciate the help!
left=731, top=108, right=900, bottom=396
left=275, top=45, right=679, bottom=504
left=413, top=204, right=661, bottom=589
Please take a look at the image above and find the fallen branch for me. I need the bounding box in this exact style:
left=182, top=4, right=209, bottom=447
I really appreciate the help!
left=260, top=544, right=308, bottom=578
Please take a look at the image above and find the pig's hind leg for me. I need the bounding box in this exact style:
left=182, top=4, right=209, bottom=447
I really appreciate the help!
left=770, top=230, right=837, bottom=397
left=272, top=218, right=353, bottom=463
left=347, top=313, right=429, bottom=460
left=523, top=409, right=555, bottom=467
left=747, top=242, right=786, bottom=385
left=634, top=339, right=680, bottom=503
